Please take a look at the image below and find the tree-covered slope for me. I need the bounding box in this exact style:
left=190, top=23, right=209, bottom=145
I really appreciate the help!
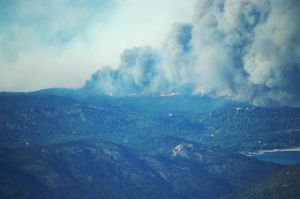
left=228, top=165, right=300, bottom=199
left=0, top=139, right=282, bottom=199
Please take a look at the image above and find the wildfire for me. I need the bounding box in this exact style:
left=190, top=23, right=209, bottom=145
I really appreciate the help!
left=160, top=92, right=179, bottom=97
left=106, top=92, right=180, bottom=97
left=107, top=92, right=113, bottom=96
left=129, top=92, right=137, bottom=96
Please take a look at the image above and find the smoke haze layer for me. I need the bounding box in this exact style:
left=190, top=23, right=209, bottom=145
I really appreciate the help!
left=84, top=0, right=300, bottom=106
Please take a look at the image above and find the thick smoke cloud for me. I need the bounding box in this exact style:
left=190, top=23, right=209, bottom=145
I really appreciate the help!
left=84, top=0, right=300, bottom=106
left=85, top=47, right=161, bottom=95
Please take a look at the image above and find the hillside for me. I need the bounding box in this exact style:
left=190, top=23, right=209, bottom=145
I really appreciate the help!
left=0, top=91, right=300, bottom=198
left=0, top=139, right=282, bottom=199
left=1, top=91, right=300, bottom=152
left=228, top=165, right=300, bottom=199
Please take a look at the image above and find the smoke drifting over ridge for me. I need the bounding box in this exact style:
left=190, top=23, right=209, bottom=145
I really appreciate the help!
left=84, top=0, right=300, bottom=106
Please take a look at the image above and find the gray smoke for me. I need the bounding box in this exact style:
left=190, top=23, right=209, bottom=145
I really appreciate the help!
left=84, top=46, right=161, bottom=95
left=84, top=0, right=300, bottom=106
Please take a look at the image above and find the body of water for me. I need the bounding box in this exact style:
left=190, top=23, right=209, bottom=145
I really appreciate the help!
left=253, top=151, right=300, bottom=165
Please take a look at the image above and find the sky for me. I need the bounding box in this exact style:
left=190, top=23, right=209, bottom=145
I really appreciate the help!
left=1, top=0, right=300, bottom=107
left=0, top=0, right=197, bottom=91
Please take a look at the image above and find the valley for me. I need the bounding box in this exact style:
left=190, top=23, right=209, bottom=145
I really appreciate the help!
left=0, top=89, right=300, bottom=198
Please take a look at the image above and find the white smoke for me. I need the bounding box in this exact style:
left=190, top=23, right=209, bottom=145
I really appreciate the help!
left=85, top=0, right=300, bottom=106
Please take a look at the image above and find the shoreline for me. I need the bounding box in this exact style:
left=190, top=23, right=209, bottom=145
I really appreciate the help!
left=244, top=146, right=300, bottom=156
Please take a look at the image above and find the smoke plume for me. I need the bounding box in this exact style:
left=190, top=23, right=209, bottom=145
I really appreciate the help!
left=84, top=0, right=300, bottom=106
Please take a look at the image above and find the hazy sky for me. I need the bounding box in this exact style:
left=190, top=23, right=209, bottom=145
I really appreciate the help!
left=0, top=0, right=197, bottom=91
left=1, top=0, right=299, bottom=106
